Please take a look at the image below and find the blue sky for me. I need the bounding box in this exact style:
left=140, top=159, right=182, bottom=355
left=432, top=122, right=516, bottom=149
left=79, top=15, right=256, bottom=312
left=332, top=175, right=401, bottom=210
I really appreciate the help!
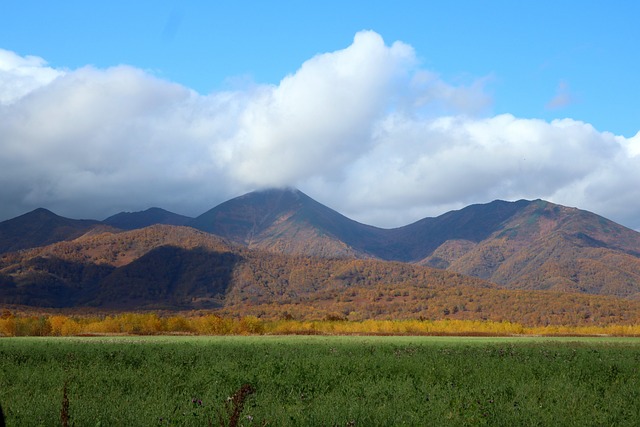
left=1, top=1, right=640, bottom=229
left=3, top=1, right=638, bottom=135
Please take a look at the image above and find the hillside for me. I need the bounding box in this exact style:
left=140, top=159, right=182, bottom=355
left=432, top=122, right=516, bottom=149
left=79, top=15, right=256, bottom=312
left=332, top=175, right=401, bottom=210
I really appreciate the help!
left=418, top=200, right=640, bottom=298
left=0, top=208, right=103, bottom=254
left=2, top=223, right=640, bottom=326
left=0, top=225, right=239, bottom=308
left=187, top=190, right=538, bottom=263
left=189, top=189, right=640, bottom=299
left=189, top=188, right=385, bottom=258
left=1, top=224, right=491, bottom=309
left=3, top=189, right=640, bottom=301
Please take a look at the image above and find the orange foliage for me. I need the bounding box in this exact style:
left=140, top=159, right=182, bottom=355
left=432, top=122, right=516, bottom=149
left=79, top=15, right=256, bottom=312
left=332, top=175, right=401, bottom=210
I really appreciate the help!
left=2, top=311, right=640, bottom=337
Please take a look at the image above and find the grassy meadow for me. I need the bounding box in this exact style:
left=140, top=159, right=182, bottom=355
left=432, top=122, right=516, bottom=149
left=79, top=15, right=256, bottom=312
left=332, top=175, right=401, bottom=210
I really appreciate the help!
left=1, top=335, right=640, bottom=426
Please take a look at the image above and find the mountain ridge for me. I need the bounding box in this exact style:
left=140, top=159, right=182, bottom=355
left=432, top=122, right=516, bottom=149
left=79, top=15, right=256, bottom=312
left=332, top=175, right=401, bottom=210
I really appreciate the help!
left=3, top=188, right=640, bottom=301
left=3, top=224, right=640, bottom=327
left=103, top=207, right=193, bottom=230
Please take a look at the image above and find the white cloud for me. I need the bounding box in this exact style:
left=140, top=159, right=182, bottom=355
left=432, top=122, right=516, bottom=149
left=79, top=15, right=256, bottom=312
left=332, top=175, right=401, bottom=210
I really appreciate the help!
left=219, top=31, right=416, bottom=187
left=625, top=131, right=640, bottom=157
left=306, top=113, right=634, bottom=228
left=0, top=64, right=230, bottom=218
left=0, top=32, right=639, bottom=231
left=0, top=49, right=64, bottom=104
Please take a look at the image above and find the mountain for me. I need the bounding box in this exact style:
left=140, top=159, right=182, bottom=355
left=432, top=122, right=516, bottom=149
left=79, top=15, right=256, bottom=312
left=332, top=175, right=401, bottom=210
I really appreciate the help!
left=0, top=208, right=103, bottom=254
left=3, top=189, right=640, bottom=301
left=3, top=223, right=640, bottom=326
left=366, top=199, right=532, bottom=261
left=0, top=225, right=239, bottom=308
left=189, top=188, right=386, bottom=258
left=0, top=223, right=483, bottom=309
left=189, top=189, right=640, bottom=299
left=419, top=200, right=640, bottom=298
left=104, top=207, right=192, bottom=230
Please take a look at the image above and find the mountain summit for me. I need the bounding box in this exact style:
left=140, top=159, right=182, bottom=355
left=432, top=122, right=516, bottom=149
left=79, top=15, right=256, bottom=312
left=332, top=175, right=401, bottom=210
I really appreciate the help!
left=0, top=208, right=101, bottom=254
left=104, top=207, right=192, bottom=230
left=189, top=188, right=383, bottom=257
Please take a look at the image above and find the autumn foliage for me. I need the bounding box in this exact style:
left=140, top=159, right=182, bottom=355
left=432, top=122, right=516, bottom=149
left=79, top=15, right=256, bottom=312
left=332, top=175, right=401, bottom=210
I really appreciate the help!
left=2, top=309, right=640, bottom=337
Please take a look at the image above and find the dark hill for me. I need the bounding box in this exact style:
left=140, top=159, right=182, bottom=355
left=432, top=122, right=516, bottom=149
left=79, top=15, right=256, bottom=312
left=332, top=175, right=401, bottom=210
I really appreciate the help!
left=0, top=225, right=241, bottom=308
left=103, top=207, right=192, bottom=230
left=370, top=199, right=532, bottom=261
left=0, top=208, right=102, bottom=254
left=189, top=189, right=536, bottom=262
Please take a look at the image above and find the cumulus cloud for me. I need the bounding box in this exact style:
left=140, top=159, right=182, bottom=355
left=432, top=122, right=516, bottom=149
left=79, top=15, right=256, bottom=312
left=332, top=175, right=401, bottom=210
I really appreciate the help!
left=0, top=49, right=64, bottom=104
left=0, top=31, right=639, bottom=231
left=315, top=115, right=627, bottom=227
left=219, top=31, right=416, bottom=186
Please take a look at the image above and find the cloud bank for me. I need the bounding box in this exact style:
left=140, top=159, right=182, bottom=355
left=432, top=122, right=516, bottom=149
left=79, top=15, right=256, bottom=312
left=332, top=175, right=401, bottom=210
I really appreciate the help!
left=1, top=32, right=639, bottom=230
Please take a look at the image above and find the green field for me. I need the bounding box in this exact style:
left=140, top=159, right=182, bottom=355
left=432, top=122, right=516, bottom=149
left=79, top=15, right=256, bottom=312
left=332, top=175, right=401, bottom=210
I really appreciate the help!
left=1, top=336, right=640, bottom=426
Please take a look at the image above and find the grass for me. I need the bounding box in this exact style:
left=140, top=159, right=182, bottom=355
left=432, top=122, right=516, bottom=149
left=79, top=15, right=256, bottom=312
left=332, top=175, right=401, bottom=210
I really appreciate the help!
left=1, top=336, right=640, bottom=425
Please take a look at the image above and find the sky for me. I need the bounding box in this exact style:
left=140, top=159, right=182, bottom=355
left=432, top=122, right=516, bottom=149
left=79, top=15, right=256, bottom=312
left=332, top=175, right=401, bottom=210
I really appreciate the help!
left=1, top=1, right=640, bottom=230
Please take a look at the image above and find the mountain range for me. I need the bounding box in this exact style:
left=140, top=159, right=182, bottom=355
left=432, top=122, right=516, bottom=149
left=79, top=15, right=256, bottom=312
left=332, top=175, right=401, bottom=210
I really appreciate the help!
left=2, top=188, right=640, bottom=322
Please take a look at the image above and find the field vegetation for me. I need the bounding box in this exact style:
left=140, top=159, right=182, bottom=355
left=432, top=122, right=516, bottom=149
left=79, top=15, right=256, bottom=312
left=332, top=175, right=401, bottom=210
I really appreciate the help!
left=1, top=336, right=639, bottom=425
left=3, top=310, right=640, bottom=338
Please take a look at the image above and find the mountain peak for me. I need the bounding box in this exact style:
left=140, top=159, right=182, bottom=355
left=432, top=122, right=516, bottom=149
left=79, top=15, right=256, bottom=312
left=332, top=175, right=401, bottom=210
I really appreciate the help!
left=18, top=207, right=60, bottom=220
left=103, top=207, right=192, bottom=230
left=0, top=208, right=101, bottom=254
left=189, top=187, right=313, bottom=241
left=189, top=187, right=377, bottom=257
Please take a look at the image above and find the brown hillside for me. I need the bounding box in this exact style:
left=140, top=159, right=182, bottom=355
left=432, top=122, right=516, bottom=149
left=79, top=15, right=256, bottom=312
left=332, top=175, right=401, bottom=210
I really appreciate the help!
left=189, top=190, right=640, bottom=299
left=423, top=201, right=640, bottom=298
left=3, top=190, right=640, bottom=306
left=0, top=225, right=240, bottom=308
left=2, top=224, right=640, bottom=326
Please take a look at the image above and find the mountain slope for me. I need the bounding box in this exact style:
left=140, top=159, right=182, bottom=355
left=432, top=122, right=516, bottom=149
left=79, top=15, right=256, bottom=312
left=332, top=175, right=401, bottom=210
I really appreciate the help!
left=103, top=207, right=192, bottom=230
left=188, top=190, right=551, bottom=263
left=0, top=225, right=240, bottom=308
left=371, top=199, right=532, bottom=262
left=190, top=190, right=640, bottom=299
left=0, top=223, right=493, bottom=309
left=2, top=224, right=640, bottom=326
left=3, top=190, right=640, bottom=300
left=190, top=188, right=386, bottom=258
left=0, top=208, right=103, bottom=254
left=420, top=200, right=640, bottom=298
